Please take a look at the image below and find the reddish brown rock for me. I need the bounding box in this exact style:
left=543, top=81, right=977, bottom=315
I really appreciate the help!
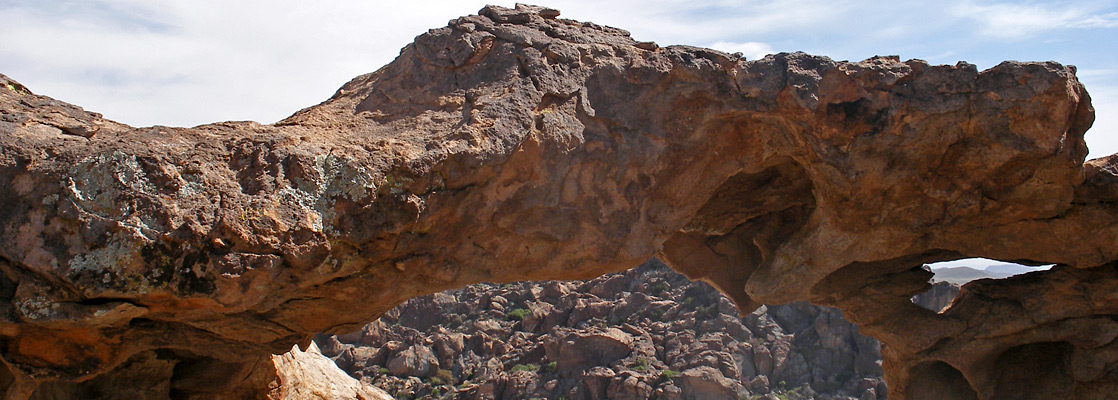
left=0, top=4, right=1112, bottom=399
left=544, top=327, right=634, bottom=372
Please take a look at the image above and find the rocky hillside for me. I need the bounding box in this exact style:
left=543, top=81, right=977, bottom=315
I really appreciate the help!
left=317, top=260, right=917, bottom=399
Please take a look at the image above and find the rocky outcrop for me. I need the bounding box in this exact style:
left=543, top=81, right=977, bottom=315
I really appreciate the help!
left=910, top=281, right=960, bottom=313
left=0, top=4, right=1111, bottom=399
left=319, top=261, right=883, bottom=399
left=269, top=342, right=393, bottom=400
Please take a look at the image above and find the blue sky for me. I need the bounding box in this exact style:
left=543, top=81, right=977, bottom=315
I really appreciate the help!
left=1, top=0, right=1115, bottom=157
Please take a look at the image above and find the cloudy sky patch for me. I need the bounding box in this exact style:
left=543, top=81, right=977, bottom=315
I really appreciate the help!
left=954, top=1, right=1118, bottom=39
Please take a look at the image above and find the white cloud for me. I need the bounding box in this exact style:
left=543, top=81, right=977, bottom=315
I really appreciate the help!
left=1084, top=84, right=1118, bottom=159
left=953, top=1, right=1118, bottom=39
left=554, top=0, right=853, bottom=44
left=0, top=0, right=480, bottom=126
left=705, top=41, right=775, bottom=60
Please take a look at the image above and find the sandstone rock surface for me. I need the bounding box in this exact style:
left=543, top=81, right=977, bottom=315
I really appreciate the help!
left=269, top=342, right=392, bottom=400
left=0, top=4, right=1112, bottom=399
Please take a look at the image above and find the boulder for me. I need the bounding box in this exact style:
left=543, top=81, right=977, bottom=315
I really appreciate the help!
left=675, top=366, right=746, bottom=400
left=546, top=328, right=634, bottom=372
left=579, top=367, right=615, bottom=400
left=386, top=345, right=438, bottom=378
left=606, top=374, right=653, bottom=400
left=269, top=342, right=393, bottom=400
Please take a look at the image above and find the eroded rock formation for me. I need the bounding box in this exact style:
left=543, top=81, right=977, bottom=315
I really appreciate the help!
left=0, top=4, right=1112, bottom=399
left=269, top=342, right=392, bottom=400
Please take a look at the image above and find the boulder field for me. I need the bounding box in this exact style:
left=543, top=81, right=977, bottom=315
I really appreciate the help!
left=319, top=261, right=904, bottom=400
left=0, top=4, right=1113, bottom=399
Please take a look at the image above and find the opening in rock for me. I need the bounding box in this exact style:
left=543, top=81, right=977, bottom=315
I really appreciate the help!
left=924, top=258, right=1053, bottom=285
left=314, top=260, right=887, bottom=399
left=912, top=258, right=1054, bottom=313
left=991, top=342, right=1075, bottom=399
left=906, top=361, right=978, bottom=400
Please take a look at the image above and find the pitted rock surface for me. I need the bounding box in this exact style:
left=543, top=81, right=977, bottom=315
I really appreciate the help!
left=0, top=4, right=1113, bottom=399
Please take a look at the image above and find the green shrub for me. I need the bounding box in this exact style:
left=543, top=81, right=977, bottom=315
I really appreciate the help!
left=660, top=370, right=681, bottom=380
left=631, top=357, right=650, bottom=371
left=436, top=368, right=454, bottom=385
left=377, top=367, right=390, bottom=375
left=695, top=303, right=718, bottom=320
left=505, top=308, right=531, bottom=321
left=543, top=361, right=558, bottom=373
left=509, top=363, right=539, bottom=373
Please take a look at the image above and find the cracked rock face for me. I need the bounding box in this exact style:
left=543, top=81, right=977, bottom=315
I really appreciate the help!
left=0, top=4, right=1112, bottom=399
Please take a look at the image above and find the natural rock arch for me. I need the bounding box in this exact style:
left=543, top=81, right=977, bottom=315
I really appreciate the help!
left=1, top=5, right=1114, bottom=399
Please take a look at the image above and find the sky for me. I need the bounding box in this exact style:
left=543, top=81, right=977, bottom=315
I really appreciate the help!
left=1, top=0, right=1115, bottom=157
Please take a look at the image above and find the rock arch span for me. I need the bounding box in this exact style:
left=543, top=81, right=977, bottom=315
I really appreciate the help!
left=0, top=5, right=1114, bottom=399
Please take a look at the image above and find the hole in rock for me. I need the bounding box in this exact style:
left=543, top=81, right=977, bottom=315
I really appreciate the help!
left=925, top=258, right=1052, bottom=284
left=911, top=258, right=1053, bottom=313
left=991, top=341, right=1075, bottom=399
left=906, top=361, right=977, bottom=400
left=313, top=260, right=888, bottom=399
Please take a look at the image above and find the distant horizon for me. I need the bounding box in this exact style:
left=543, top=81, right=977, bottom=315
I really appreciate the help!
left=927, top=257, right=1054, bottom=271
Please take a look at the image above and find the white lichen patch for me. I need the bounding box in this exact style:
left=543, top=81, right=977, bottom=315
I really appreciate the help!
left=68, top=237, right=137, bottom=274
left=67, top=235, right=154, bottom=294
left=282, top=154, right=377, bottom=233
left=16, top=296, right=60, bottom=320
left=41, top=193, right=58, bottom=206
left=177, top=173, right=208, bottom=197
left=313, top=154, right=377, bottom=202
left=67, top=151, right=156, bottom=217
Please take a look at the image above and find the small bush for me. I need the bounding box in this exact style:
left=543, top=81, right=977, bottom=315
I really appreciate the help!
left=631, top=357, right=650, bottom=371
left=436, top=368, right=454, bottom=385
left=505, top=308, right=531, bottom=321
left=661, top=370, right=681, bottom=380
left=695, top=303, right=718, bottom=320
left=510, top=363, right=539, bottom=373
left=377, top=367, right=390, bottom=375
left=447, top=314, right=465, bottom=328
left=543, top=361, right=558, bottom=373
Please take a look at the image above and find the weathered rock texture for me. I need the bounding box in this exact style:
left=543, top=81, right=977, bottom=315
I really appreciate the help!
left=0, top=4, right=1112, bottom=399
left=269, top=342, right=392, bottom=400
